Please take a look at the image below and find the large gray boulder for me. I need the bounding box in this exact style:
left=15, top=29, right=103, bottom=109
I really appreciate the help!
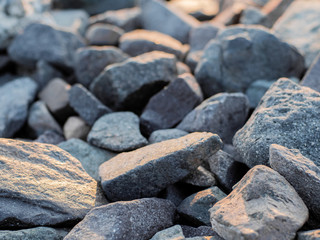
left=210, top=165, right=308, bottom=240
left=195, top=25, right=305, bottom=97
left=233, top=78, right=320, bottom=168
left=99, top=132, right=222, bottom=201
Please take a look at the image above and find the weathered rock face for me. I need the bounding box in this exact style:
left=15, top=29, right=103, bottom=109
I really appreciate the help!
left=99, top=132, right=222, bottom=201
left=150, top=225, right=185, bottom=240
left=149, top=129, right=188, bottom=144
left=34, top=130, right=65, bottom=145
left=90, top=51, right=177, bottom=111
left=0, top=77, right=37, bottom=138
left=86, top=23, right=124, bottom=46
left=210, top=165, right=308, bottom=240
left=233, top=78, right=320, bottom=168
left=182, top=166, right=216, bottom=188
left=195, top=25, right=305, bottom=97
left=64, top=198, right=176, bottom=240
left=0, top=227, right=68, bottom=240
left=0, top=138, right=98, bottom=228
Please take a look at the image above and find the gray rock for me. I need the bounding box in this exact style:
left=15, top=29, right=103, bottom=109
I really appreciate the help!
left=182, top=166, right=217, bottom=188
left=64, top=198, right=175, bottom=240
left=119, top=29, right=186, bottom=60
left=28, top=101, right=62, bottom=137
left=185, top=50, right=203, bottom=72
left=99, top=132, right=222, bottom=201
left=176, top=61, right=191, bottom=75
left=301, top=53, right=320, bottom=92
left=141, top=0, right=200, bottom=44
left=210, top=165, right=309, bottom=240
left=34, top=61, right=63, bottom=90
left=86, top=23, right=124, bottom=46
left=297, top=230, right=320, bottom=240
left=0, top=77, right=37, bottom=138
left=74, top=46, right=129, bottom=88
left=69, top=84, right=112, bottom=126
left=0, top=227, right=68, bottom=240
left=195, top=25, right=305, bottom=97
left=149, top=129, right=188, bottom=144
left=273, top=0, right=320, bottom=67
left=58, top=138, right=116, bottom=181
left=0, top=12, right=20, bottom=50
left=151, top=225, right=185, bottom=240
left=87, top=112, right=147, bottom=152
left=189, top=23, right=221, bottom=52
left=178, top=187, right=226, bottom=226
left=140, top=73, right=203, bottom=135
left=8, top=23, right=85, bottom=69
left=177, top=92, right=249, bottom=144
left=34, top=130, right=65, bottom=145
left=270, top=144, right=320, bottom=226
left=0, top=138, right=99, bottom=228
left=186, top=237, right=214, bottom=240
left=90, top=51, right=177, bottom=111
left=63, top=116, right=90, bottom=140
left=181, top=225, right=220, bottom=238
left=240, top=6, right=266, bottom=25
left=245, top=79, right=275, bottom=108
left=0, top=55, right=10, bottom=71
left=162, top=184, right=189, bottom=207
left=233, top=78, right=320, bottom=168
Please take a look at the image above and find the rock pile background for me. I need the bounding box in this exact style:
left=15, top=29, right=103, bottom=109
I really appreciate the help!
left=0, top=0, right=320, bottom=239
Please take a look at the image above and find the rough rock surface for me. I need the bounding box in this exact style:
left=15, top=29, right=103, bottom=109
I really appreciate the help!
left=34, top=130, right=65, bottom=145
left=86, top=23, right=124, bottom=46
left=149, top=129, right=188, bottom=144
left=99, top=132, right=222, bottom=201
left=150, top=225, right=185, bottom=240
left=301, top=53, right=320, bottom=92
left=182, top=166, right=216, bottom=187
left=181, top=225, right=220, bottom=238
left=233, top=78, right=320, bottom=168
left=64, top=198, right=176, bottom=240
left=0, top=227, right=68, bottom=240
left=210, top=165, right=308, bottom=240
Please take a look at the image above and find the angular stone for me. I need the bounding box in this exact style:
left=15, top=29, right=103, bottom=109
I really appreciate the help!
left=297, top=230, right=320, bottom=240
left=189, top=23, right=221, bottom=52
left=90, top=51, right=177, bottom=111
left=178, top=187, right=226, bottom=226
left=63, top=116, right=90, bottom=140
left=141, top=73, right=203, bottom=135
left=182, top=166, right=217, bottom=188
left=0, top=138, right=99, bottom=228
left=119, top=29, right=185, bottom=60
left=240, top=6, right=266, bottom=25
left=141, top=0, right=200, bottom=43
left=59, top=138, right=116, bottom=181
left=233, top=78, right=320, bottom=168
left=34, top=130, right=65, bottom=145
left=177, top=61, right=191, bottom=75
left=181, top=225, right=221, bottom=239
left=178, top=92, right=249, bottom=144
left=69, top=84, right=112, bottom=126
left=210, top=165, right=308, bottom=240
left=34, top=61, right=63, bottom=90
left=0, top=227, right=68, bottom=240
left=74, top=46, right=128, bottom=88
left=151, top=225, right=185, bottom=240
left=8, top=23, right=84, bottom=69
left=64, top=198, right=175, bottom=240
left=301, top=53, right=320, bottom=92
left=99, top=132, right=222, bottom=201
left=245, top=79, right=275, bottom=108
left=86, top=23, right=124, bottom=46
left=0, top=77, right=37, bottom=138
left=149, top=129, right=188, bottom=144
left=162, top=184, right=189, bottom=207
left=87, top=112, right=147, bottom=152
left=195, top=25, right=305, bottom=97
left=185, top=50, right=203, bottom=72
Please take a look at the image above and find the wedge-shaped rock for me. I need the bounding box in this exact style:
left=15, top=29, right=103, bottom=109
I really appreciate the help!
left=99, top=132, right=222, bottom=201
left=210, top=165, right=308, bottom=240
left=0, top=139, right=98, bottom=228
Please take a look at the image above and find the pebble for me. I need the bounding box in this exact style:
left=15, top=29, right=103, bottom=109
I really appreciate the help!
left=63, top=116, right=90, bottom=140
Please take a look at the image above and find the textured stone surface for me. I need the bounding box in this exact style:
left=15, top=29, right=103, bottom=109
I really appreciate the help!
left=182, top=166, right=216, bottom=188
left=34, top=61, right=63, bottom=90
left=181, top=225, right=221, bottom=238
left=245, top=79, right=275, bottom=108
left=297, top=230, right=320, bottom=240
left=34, top=130, right=65, bottom=145
left=0, top=227, right=68, bottom=240
left=189, top=23, right=221, bottom=52
left=195, top=25, right=305, bottom=97
left=0, top=77, right=37, bottom=138
left=99, top=132, right=222, bottom=201
left=301, top=53, right=320, bottom=92
left=151, top=225, right=185, bottom=240
left=64, top=198, right=175, bottom=240
left=210, top=165, right=308, bottom=240
left=87, top=112, right=147, bottom=152
left=0, top=138, right=98, bottom=228
left=63, top=116, right=90, bottom=140
left=86, top=23, right=124, bottom=46
left=149, top=129, right=188, bottom=144
left=178, top=92, right=249, bottom=144
left=90, top=51, right=177, bottom=111
left=233, top=78, right=320, bottom=168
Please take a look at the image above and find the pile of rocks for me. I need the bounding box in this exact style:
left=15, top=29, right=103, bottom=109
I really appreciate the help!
left=0, top=0, right=320, bottom=239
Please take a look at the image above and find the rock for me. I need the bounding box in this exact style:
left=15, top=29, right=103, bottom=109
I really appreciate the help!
left=177, top=92, right=249, bottom=144
left=240, top=6, right=266, bottom=25
left=151, top=225, right=185, bottom=240
left=89, top=7, right=141, bottom=32
left=270, top=144, right=320, bottom=226
left=0, top=55, right=10, bottom=72
left=208, top=150, right=249, bottom=192
left=28, top=101, right=62, bottom=137
left=210, top=165, right=309, bottom=240
left=0, top=138, right=99, bottom=228
left=74, top=46, right=129, bottom=88
left=195, top=25, right=305, bottom=97
left=176, top=61, right=191, bottom=75
left=182, top=166, right=217, bottom=188
left=162, top=184, right=189, bottom=207
left=58, top=138, right=116, bottom=181
left=64, top=198, right=175, bottom=240
left=86, top=23, right=124, bottom=46
left=149, top=129, right=188, bottom=144
left=181, top=225, right=220, bottom=238
left=233, top=78, right=320, bottom=168
left=0, top=12, right=20, bottom=50
left=69, top=84, right=112, bottom=126
left=140, top=73, right=203, bottom=135
left=273, top=0, right=320, bottom=67
left=189, top=23, right=221, bottom=52
left=34, top=130, right=65, bottom=145
left=87, top=112, right=148, bottom=152
left=119, top=29, right=186, bottom=60
left=99, top=132, right=222, bottom=201
left=141, top=0, right=200, bottom=44
left=63, top=116, right=90, bottom=140
left=0, top=77, right=37, bottom=138
left=0, top=227, right=68, bottom=240
left=34, top=61, right=63, bottom=90
left=185, top=50, right=203, bottom=72
left=297, top=229, right=320, bottom=240
left=90, top=51, right=177, bottom=111
left=178, top=187, right=226, bottom=226
left=301, top=53, right=320, bottom=92
left=8, top=23, right=85, bottom=69
left=245, top=79, right=275, bottom=108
